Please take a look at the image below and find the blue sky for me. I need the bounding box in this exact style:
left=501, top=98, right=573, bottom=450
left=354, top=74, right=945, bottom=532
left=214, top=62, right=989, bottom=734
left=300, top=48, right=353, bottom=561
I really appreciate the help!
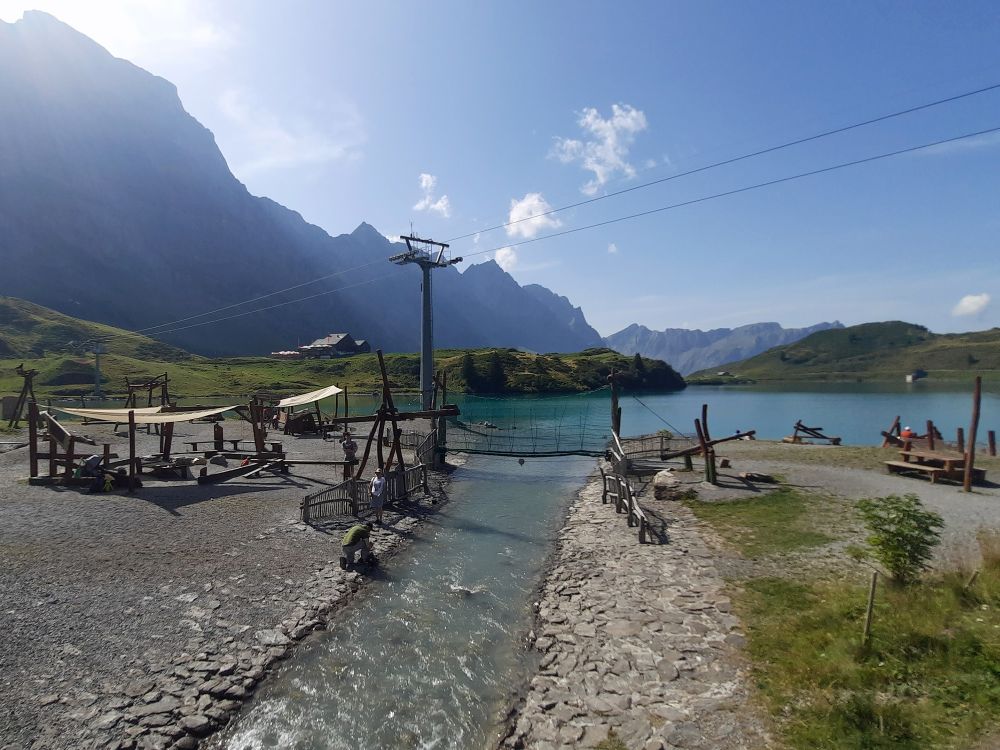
left=2, top=1, right=999, bottom=336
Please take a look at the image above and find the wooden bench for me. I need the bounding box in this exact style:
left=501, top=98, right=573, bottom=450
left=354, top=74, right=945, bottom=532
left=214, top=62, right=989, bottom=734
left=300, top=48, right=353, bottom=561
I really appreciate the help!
left=186, top=439, right=283, bottom=453
left=885, top=460, right=947, bottom=483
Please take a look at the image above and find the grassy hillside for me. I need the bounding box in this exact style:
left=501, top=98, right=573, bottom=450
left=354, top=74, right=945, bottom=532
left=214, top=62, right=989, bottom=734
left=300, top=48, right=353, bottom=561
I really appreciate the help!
left=688, top=321, right=1000, bottom=385
left=0, top=298, right=683, bottom=398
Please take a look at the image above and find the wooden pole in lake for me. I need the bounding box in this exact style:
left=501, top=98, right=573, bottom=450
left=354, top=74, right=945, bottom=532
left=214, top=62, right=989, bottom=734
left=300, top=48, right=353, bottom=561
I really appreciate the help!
left=963, top=376, right=982, bottom=493
left=926, top=419, right=935, bottom=451
left=988, top=430, right=996, bottom=457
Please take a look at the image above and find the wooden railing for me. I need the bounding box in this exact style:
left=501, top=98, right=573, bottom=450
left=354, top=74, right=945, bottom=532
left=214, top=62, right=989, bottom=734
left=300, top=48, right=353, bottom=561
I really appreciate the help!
left=302, top=463, right=429, bottom=522
left=415, top=428, right=438, bottom=467
left=599, top=467, right=650, bottom=543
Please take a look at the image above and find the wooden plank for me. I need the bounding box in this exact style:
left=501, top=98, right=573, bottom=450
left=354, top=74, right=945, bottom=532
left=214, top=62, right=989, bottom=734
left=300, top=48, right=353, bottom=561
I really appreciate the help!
left=197, top=460, right=279, bottom=485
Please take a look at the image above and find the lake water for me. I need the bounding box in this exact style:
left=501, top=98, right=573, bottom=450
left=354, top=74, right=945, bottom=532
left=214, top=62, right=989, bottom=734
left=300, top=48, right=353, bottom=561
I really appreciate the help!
left=50, top=381, right=997, bottom=448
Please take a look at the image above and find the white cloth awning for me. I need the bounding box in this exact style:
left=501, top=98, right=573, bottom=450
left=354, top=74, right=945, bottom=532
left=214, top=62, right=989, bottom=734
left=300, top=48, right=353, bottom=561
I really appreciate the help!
left=52, top=405, right=238, bottom=425
left=53, top=406, right=164, bottom=416
left=276, top=383, right=344, bottom=408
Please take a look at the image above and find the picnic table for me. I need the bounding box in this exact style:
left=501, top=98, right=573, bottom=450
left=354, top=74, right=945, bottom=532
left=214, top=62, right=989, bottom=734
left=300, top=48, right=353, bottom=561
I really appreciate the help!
left=885, top=447, right=985, bottom=484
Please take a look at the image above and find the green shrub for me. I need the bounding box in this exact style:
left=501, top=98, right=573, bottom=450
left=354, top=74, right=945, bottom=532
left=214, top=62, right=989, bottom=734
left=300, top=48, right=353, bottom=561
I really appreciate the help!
left=856, top=494, right=943, bottom=584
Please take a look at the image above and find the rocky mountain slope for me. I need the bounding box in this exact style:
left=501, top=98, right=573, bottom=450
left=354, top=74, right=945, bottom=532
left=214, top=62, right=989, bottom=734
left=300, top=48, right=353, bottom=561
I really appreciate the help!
left=0, top=12, right=602, bottom=356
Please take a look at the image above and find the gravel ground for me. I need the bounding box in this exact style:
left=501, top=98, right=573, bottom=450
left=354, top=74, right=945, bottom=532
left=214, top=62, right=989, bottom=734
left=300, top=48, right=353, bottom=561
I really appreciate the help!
left=0, top=418, right=448, bottom=750
left=677, top=440, right=1000, bottom=563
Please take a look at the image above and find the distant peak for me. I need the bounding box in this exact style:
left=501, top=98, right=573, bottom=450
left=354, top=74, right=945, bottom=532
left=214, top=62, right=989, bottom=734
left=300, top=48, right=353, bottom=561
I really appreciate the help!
left=351, top=222, right=390, bottom=243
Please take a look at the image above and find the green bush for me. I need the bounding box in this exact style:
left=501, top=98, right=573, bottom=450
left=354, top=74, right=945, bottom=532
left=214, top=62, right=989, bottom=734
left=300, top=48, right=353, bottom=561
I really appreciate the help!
left=856, top=494, right=943, bottom=584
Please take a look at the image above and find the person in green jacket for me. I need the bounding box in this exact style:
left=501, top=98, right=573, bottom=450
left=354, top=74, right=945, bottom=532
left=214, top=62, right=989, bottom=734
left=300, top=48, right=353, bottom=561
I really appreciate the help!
left=340, top=522, right=374, bottom=569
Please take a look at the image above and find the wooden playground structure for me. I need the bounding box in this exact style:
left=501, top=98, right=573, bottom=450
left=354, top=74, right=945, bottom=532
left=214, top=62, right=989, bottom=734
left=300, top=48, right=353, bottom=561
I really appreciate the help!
left=21, top=350, right=458, bottom=499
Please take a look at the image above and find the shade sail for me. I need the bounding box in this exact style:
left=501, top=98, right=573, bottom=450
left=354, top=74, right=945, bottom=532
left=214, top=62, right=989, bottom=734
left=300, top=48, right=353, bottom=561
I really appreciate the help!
left=51, top=406, right=164, bottom=416
left=276, top=383, right=344, bottom=408
left=52, top=405, right=238, bottom=424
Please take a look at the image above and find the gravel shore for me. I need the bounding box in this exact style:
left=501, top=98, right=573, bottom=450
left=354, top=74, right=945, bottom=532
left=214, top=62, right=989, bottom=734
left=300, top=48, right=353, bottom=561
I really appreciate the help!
left=0, top=419, right=448, bottom=750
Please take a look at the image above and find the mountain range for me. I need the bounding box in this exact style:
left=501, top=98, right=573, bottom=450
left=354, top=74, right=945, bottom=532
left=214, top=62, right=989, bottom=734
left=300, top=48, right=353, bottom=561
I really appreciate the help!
left=603, top=321, right=843, bottom=375
left=0, top=12, right=603, bottom=357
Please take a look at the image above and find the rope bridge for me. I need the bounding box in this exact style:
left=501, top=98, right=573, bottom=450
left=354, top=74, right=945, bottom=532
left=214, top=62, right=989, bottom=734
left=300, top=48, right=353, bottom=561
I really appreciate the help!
left=442, top=391, right=611, bottom=457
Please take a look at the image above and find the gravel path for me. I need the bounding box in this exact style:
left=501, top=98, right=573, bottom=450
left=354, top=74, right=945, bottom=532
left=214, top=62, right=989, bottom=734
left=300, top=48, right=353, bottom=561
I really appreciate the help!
left=501, top=468, right=772, bottom=750
left=0, top=420, right=448, bottom=750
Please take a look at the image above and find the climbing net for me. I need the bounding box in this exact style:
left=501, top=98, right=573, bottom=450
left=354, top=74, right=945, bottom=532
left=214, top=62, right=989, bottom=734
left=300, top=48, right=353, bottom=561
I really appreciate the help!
left=444, top=389, right=611, bottom=457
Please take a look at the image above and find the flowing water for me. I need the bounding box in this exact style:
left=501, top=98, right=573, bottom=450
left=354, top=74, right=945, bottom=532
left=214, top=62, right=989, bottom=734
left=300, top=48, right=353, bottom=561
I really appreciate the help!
left=219, top=454, right=593, bottom=750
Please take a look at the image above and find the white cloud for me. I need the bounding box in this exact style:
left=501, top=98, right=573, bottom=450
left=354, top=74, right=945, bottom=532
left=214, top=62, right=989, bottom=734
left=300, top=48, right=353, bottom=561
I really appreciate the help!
left=920, top=132, right=1000, bottom=157
left=412, top=172, right=451, bottom=217
left=218, top=89, right=365, bottom=176
left=506, top=193, right=562, bottom=239
left=608, top=243, right=619, bottom=254
left=952, top=293, right=991, bottom=317
left=551, top=103, right=648, bottom=195
left=495, top=247, right=517, bottom=272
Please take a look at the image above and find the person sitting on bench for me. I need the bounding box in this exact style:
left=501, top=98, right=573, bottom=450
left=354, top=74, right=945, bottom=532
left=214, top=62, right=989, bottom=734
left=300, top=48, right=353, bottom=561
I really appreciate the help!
left=340, top=523, right=374, bottom=569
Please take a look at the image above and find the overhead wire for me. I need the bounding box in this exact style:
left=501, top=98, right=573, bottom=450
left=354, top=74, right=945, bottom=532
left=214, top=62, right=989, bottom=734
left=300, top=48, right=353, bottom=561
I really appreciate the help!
left=98, top=123, right=1000, bottom=346
left=444, top=81, right=1000, bottom=243
left=122, top=81, right=1000, bottom=340
left=454, top=124, right=1000, bottom=261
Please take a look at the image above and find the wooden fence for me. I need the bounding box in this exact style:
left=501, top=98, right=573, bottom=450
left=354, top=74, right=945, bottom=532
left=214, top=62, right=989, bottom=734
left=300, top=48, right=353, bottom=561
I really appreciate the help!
left=301, top=463, right=429, bottom=523
left=599, top=467, right=650, bottom=543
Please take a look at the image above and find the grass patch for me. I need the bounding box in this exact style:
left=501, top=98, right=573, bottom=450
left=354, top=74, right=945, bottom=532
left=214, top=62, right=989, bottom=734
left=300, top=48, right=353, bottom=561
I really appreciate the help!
left=742, top=568, right=1000, bottom=748
left=685, top=488, right=834, bottom=557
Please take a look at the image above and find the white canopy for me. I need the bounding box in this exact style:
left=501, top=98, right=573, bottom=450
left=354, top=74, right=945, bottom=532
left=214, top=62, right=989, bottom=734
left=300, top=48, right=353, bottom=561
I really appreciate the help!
left=52, top=405, right=238, bottom=425
left=53, top=405, right=164, bottom=416
left=276, top=383, right=344, bottom=408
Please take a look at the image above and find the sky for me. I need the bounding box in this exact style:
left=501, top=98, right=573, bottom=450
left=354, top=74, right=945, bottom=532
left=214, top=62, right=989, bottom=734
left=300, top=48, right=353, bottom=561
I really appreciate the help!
left=2, top=1, right=999, bottom=336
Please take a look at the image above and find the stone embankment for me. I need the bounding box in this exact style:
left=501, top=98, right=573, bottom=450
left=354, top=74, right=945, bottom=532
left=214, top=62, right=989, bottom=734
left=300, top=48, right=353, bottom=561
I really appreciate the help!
left=0, top=421, right=447, bottom=750
left=502, top=466, right=771, bottom=750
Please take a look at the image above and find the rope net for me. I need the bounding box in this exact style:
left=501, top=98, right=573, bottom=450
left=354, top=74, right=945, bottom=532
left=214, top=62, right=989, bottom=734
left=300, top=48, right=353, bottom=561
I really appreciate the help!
left=444, top=391, right=611, bottom=457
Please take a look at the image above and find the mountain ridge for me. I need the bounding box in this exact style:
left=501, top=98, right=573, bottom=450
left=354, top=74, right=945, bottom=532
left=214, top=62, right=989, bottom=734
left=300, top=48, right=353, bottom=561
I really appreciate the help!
left=604, top=321, right=843, bottom=375
left=0, top=12, right=602, bottom=357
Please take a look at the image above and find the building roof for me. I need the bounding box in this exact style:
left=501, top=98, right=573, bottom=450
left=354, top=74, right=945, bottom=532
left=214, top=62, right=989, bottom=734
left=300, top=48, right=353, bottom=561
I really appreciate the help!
left=305, top=333, right=353, bottom=348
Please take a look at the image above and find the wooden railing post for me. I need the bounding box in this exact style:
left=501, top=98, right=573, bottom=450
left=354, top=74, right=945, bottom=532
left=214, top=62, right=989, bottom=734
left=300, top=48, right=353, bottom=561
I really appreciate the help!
left=28, top=401, right=38, bottom=478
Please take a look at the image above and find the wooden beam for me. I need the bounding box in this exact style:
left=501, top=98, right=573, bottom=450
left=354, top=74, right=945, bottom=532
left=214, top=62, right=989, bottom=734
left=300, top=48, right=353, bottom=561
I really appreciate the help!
left=964, top=376, right=982, bottom=493
left=28, top=400, right=38, bottom=478
left=128, top=410, right=136, bottom=492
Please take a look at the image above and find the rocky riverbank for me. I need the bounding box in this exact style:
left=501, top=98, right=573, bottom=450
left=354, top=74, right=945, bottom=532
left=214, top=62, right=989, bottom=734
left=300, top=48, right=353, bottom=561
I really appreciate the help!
left=501, top=465, right=772, bottom=750
left=0, top=421, right=450, bottom=750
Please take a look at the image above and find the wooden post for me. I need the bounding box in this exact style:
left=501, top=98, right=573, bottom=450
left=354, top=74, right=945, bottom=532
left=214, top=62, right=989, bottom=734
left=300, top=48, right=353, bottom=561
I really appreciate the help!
left=162, top=421, right=174, bottom=461
left=103, top=442, right=110, bottom=469
left=214, top=423, right=224, bottom=451
left=989, top=430, right=996, bottom=457
left=28, top=401, right=38, bottom=478
left=683, top=454, right=693, bottom=471
left=963, top=376, right=982, bottom=493
left=957, top=427, right=965, bottom=453
left=881, top=416, right=901, bottom=448
left=48, top=436, right=57, bottom=477
left=128, top=410, right=136, bottom=492
left=862, top=570, right=878, bottom=648
left=701, top=403, right=712, bottom=442
left=64, top=436, right=75, bottom=478
left=438, top=372, right=448, bottom=466
left=695, top=418, right=714, bottom=483
left=926, top=419, right=935, bottom=451
left=250, top=402, right=266, bottom=455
